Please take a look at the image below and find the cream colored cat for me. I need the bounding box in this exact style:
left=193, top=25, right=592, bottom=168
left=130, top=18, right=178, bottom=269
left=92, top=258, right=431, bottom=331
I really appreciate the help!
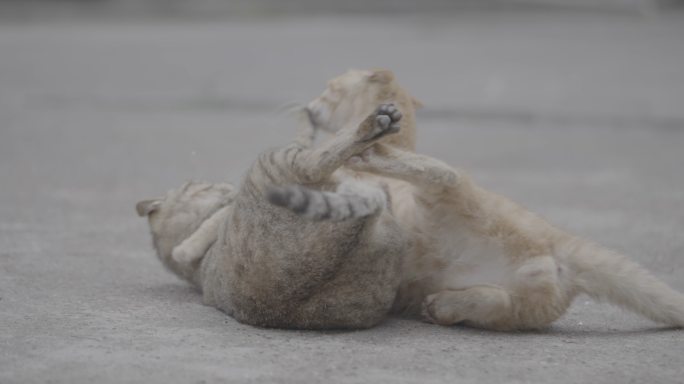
left=306, top=69, right=684, bottom=331
left=137, top=104, right=408, bottom=329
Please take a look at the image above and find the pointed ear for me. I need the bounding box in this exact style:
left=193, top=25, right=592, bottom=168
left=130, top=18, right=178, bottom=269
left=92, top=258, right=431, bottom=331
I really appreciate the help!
left=136, top=199, right=161, bottom=217
left=411, top=96, right=424, bottom=109
left=368, top=69, right=395, bottom=84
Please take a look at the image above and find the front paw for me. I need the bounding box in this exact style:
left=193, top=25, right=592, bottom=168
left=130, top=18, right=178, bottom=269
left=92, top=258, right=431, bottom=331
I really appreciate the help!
left=171, top=242, right=203, bottom=266
left=358, top=103, right=402, bottom=142
left=171, top=244, right=191, bottom=264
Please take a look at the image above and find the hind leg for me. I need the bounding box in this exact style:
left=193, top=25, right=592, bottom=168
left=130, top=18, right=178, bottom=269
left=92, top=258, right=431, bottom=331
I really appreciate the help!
left=232, top=182, right=402, bottom=329
left=292, top=104, right=403, bottom=184
left=508, top=257, right=570, bottom=329
left=422, top=286, right=514, bottom=330
left=287, top=197, right=406, bottom=329
left=424, top=257, right=570, bottom=331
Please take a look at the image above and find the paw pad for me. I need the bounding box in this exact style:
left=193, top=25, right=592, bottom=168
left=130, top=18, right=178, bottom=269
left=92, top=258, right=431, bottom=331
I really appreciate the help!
left=361, top=103, right=402, bottom=141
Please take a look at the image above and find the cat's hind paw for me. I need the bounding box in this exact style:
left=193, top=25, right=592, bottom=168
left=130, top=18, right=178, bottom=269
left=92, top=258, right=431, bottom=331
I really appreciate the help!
left=358, top=103, right=402, bottom=142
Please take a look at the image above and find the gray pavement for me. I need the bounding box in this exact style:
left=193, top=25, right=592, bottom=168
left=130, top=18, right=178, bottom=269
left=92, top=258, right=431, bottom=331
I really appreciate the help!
left=1, top=11, right=684, bottom=384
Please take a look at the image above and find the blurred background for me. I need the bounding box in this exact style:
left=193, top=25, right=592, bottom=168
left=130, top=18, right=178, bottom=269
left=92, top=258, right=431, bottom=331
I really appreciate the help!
left=2, top=1, right=684, bottom=383
left=1, top=0, right=684, bottom=19
left=2, top=0, right=683, bottom=202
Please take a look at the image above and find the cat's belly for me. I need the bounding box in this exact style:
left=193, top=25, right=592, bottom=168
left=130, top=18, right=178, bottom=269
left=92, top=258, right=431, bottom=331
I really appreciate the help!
left=394, top=235, right=513, bottom=315
left=432, top=231, right=514, bottom=291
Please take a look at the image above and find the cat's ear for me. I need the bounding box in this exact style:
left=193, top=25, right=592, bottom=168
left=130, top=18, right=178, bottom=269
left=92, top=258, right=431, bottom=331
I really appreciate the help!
left=136, top=199, right=161, bottom=217
left=368, top=69, right=395, bottom=84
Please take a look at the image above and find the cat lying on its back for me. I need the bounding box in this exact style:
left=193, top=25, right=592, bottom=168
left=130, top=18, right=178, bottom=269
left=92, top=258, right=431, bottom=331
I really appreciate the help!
left=137, top=103, right=408, bottom=329
left=307, top=69, right=684, bottom=331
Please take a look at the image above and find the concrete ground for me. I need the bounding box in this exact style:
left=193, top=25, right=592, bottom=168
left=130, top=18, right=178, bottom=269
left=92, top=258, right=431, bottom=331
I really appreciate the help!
left=1, top=10, right=684, bottom=384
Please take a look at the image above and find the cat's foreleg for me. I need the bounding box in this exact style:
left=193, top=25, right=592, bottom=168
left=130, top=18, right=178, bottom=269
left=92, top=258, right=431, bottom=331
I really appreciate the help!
left=346, top=144, right=460, bottom=190
left=171, top=206, right=230, bottom=266
left=292, top=104, right=402, bottom=184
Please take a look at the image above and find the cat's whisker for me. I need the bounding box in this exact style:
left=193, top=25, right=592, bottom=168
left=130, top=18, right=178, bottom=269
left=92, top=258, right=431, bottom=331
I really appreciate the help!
left=272, top=101, right=306, bottom=117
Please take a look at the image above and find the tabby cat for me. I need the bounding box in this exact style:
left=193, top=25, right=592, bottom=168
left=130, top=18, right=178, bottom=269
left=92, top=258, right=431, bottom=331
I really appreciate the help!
left=137, top=104, right=408, bottom=329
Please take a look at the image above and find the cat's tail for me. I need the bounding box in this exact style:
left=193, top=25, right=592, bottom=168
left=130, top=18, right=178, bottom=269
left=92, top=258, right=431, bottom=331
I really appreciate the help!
left=567, top=241, right=684, bottom=327
left=267, top=182, right=387, bottom=222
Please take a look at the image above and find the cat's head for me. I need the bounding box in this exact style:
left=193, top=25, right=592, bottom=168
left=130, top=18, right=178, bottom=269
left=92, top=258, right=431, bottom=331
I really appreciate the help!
left=306, top=68, right=421, bottom=150
left=136, top=181, right=235, bottom=282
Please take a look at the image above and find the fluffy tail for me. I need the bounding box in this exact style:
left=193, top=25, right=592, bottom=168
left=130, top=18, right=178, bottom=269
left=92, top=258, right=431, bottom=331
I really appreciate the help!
left=267, top=183, right=386, bottom=222
left=568, top=242, right=684, bottom=327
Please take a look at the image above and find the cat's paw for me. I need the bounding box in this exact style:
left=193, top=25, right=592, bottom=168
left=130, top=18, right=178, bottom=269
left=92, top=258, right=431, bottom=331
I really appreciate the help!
left=347, top=146, right=375, bottom=169
left=358, top=103, right=402, bottom=142
left=421, top=292, right=462, bottom=326
left=172, top=243, right=198, bottom=265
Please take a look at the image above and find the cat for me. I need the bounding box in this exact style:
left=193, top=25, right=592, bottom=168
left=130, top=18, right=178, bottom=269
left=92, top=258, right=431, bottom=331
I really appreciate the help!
left=137, top=104, right=409, bottom=329
left=169, top=68, right=420, bottom=278
left=305, top=69, right=684, bottom=331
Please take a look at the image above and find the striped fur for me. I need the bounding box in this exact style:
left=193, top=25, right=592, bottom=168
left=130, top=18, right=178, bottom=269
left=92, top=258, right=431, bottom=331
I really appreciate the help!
left=138, top=103, right=409, bottom=329
left=267, top=181, right=387, bottom=222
